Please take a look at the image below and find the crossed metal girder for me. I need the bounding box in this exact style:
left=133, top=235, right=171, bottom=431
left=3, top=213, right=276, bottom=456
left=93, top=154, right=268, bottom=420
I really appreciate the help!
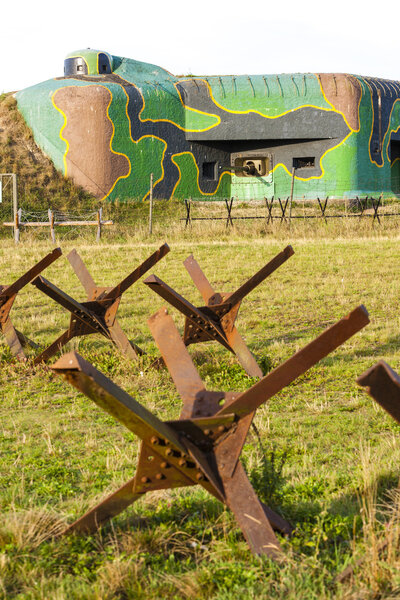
left=144, top=245, right=295, bottom=378
left=51, top=303, right=369, bottom=559
left=0, top=247, right=62, bottom=359
left=32, top=243, right=170, bottom=364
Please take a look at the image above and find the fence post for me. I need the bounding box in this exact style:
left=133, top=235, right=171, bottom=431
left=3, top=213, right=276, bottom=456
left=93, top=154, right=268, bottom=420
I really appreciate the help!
left=12, top=174, right=17, bottom=229
left=48, top=209, right=56, bottom=243
left=14, top=208, right=21, bottom=244
left=96, top=208, right=102, bottom=242
left=184, top=197, right=192, bottom=227
left=289, top=167, right=295, bottom=227
left=149, top=173, right=153, bottom=235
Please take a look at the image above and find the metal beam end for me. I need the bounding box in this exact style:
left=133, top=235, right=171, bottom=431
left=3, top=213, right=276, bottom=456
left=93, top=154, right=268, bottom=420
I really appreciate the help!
left=31, top=275, right=46, bottom=289
left=66, top=248, right=78, bottom=261
left=51, top=351, right=91, bottom=374
left=357, top=360, right=398, bottom=388
left=143, top=274, right=160, bottom=285
left=183, top=254, right=194, bottom=266
left=284, top=245, right=295, bottom=257
left=147, top=306, right=169, bottom=327
left=352, top=304, right=370, bottom=326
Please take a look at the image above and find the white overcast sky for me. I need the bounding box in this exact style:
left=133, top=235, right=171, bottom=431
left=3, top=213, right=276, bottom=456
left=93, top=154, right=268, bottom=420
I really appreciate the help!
left=2, top=0, right=399, bottom=93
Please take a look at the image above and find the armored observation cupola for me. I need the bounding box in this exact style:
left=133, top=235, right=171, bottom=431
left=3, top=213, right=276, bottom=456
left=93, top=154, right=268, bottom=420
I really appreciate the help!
left=64, top=49, right=113, bottom=76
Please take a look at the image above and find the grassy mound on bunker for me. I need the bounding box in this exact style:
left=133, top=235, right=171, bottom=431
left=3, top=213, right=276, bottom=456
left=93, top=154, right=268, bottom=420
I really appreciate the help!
left=0, top=93, right=95, bottom=214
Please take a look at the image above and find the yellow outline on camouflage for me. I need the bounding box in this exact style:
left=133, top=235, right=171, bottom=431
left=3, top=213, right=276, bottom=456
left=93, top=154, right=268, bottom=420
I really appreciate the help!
left=273, top=129, right=353, bottom=182
left=51, top=91, right=69, bottom=175
left=173, top=81, right=220, bottom=131
left=170, top=151, right=232, bottom=198
left=178, top=77, right=340, bottom=122
left=174, top=75, right=355, bottom=187
left=116, top=73, right=220, bottom=133
left=101, top=84, right=131, bottom=199
left=119, top=84, right=168, bottom=201
left=361, top=79, right=399, bottom=169
left=316, top=74, right=361, bottom=133
left=52, top=84, right=131, bottom=199
left=64, top=53, right=90, bottom=73
left=364, top=79, right=383, bottom=168
left=384, top=100, right=400, bottom=164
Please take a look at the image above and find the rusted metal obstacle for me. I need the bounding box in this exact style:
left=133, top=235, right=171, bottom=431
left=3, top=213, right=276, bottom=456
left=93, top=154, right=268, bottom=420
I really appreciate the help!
left=144, top=245, right=294, bottom=378
left=32, top=243, right=170, bottom=364
left=0, top=247, right=62, bottom=359
left=357, top=360, right=400, bottom=422
left=51, top=303, right=369, bottom=559
left=336, top=360, right=400, bottom=583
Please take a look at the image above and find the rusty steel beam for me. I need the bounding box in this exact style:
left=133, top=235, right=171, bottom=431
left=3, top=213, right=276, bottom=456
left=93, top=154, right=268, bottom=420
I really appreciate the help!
left=357, top=360, right=400, bottom=424
left=0, top=247, right=62, bottom=359
left=218, top=305, right=370, bottom=417
left=67, top=249, right=96, bottom=296
left=102, top=243, right=170, bottom=302
left=32, top=244, right=170, bottom=363
left=144, top=245, right=294, bottom=378
left=221, top=245, right=295, bottom=311
left=148, top=306, right=219, bottom=419
left=337, top=359, right=400, bottom=582
left=50, top=302, right=368, bottom=560
left=183, top=255, right=215, bottom=303
left=144, top=274, right=232, bottom=353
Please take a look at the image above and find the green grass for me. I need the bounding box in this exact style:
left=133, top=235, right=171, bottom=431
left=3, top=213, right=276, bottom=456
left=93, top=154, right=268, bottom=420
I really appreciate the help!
left=1, top=232, right=400, bottom=598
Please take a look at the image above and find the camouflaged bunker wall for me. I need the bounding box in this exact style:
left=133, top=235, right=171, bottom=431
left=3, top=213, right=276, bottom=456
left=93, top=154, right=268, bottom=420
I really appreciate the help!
left=15, top=49, right=400, bottom=201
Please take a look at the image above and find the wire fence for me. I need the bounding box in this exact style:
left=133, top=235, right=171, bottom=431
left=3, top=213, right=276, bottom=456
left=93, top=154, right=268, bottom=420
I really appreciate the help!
left=3, top=208, right=113, bottom=243
left=181, top=195, right=400, bottom=227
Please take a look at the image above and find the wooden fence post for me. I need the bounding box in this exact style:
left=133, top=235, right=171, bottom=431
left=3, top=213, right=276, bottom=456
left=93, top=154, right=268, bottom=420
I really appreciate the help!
left=14, top=208, right=21, bottom=244
left=12, top=174, right=17, bottom=231
left=289, top=167, right=295, bottom=227
left=48, top=209, right=56, bottom=243
left=96, top=208, right=102, bottom=242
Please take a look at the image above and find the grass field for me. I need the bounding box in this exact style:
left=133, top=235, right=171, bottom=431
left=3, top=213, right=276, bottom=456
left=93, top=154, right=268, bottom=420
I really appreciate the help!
left=1, top=222, right=400, bottom=599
